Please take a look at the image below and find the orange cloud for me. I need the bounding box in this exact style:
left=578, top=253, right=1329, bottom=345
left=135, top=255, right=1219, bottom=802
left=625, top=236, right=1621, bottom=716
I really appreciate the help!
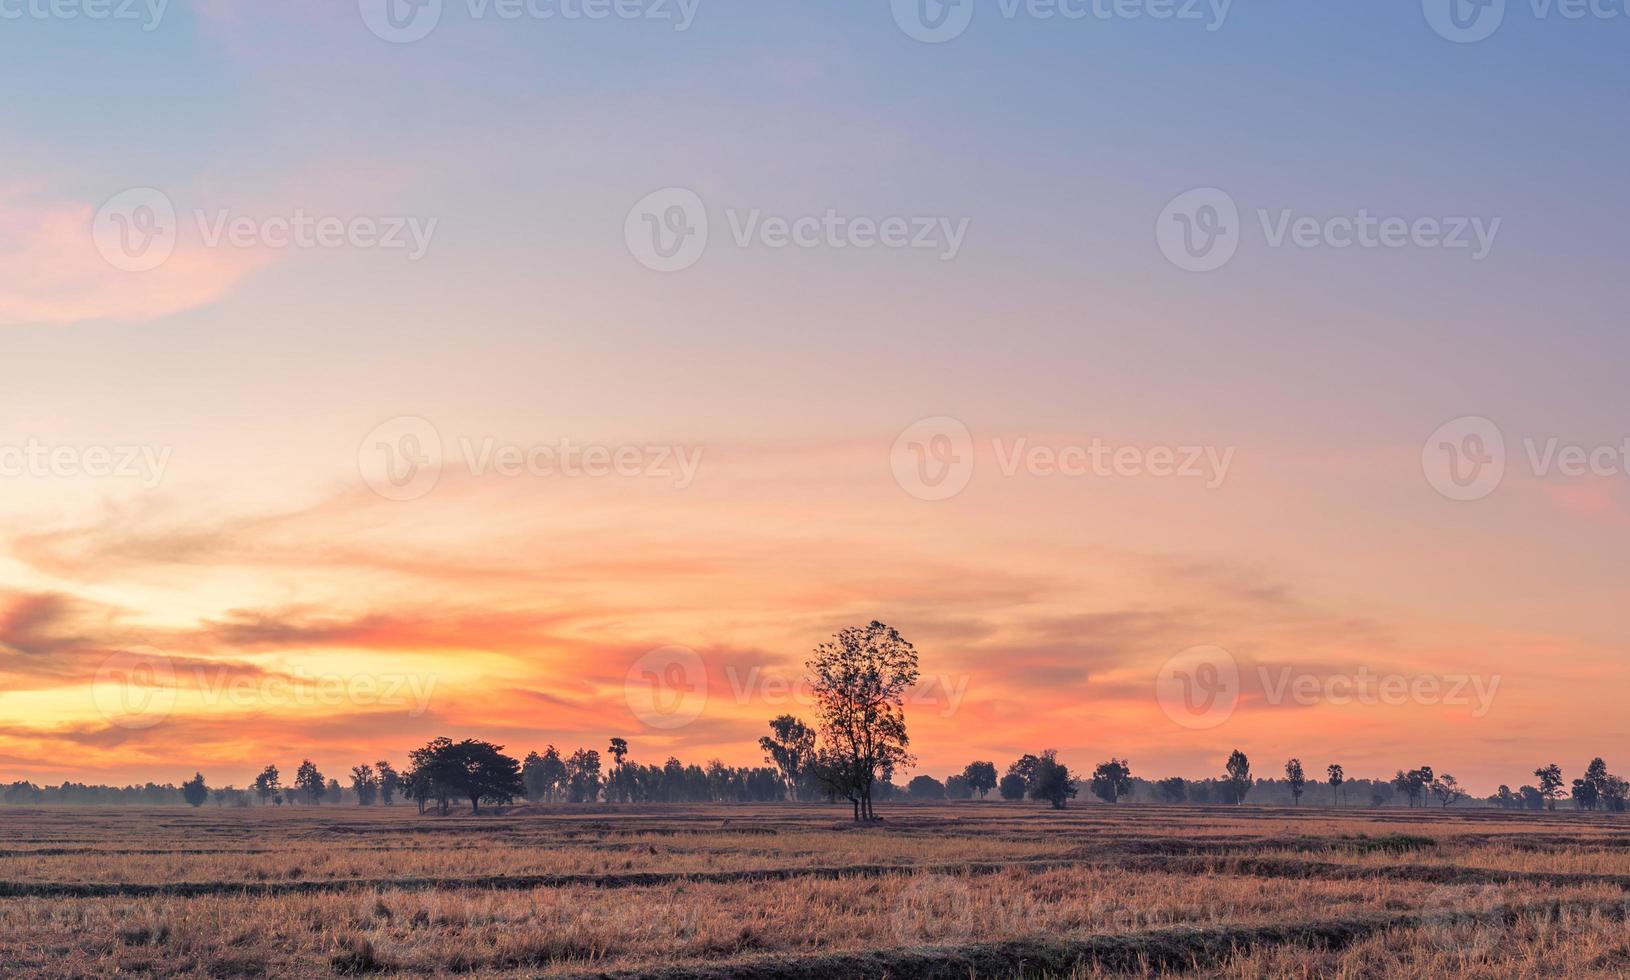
left=0, top=442, right=1619, bottom=793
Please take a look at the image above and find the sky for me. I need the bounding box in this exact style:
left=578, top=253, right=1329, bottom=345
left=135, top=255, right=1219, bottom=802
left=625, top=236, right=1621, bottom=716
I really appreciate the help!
left=1, top=1, right=1627, bottom=795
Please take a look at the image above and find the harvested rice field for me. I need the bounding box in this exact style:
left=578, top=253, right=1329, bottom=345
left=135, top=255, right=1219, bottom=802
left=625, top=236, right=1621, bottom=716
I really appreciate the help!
left=1, top=802, right=1627, bottom=977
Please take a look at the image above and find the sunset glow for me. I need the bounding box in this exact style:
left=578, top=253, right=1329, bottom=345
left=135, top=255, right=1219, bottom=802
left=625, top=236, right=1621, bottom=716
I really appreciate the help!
left=4, top=1, right=1627, bottom=797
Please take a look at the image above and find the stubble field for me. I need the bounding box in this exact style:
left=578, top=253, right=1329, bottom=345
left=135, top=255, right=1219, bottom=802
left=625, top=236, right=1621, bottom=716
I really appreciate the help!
left=1, top=802, right=1627, bottom=978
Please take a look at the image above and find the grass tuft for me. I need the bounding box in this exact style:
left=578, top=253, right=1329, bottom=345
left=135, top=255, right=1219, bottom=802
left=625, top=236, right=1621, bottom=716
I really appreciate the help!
left=329, top=936, right=387, bottom=975
left=1351, top=834, right=1438, bottom=854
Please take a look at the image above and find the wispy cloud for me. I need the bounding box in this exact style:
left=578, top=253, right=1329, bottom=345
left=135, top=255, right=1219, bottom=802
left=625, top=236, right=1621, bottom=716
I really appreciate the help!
left=0, top=189, right=268, bottom=326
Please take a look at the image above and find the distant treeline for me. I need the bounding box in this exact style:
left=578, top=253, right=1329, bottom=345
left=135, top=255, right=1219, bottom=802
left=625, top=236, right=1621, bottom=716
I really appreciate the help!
left=6, top=751, right=1624, bottom=814
left=519, top=742, right=787, bottom=805
left=6, top=623, right=1624, bottom=815
left=896, top=753, right=1626, bottom=813
left=1, top=781, right=194, bottom=807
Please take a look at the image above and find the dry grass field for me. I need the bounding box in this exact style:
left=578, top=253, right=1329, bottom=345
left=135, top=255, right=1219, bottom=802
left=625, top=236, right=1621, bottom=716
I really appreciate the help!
left=1, top=803, right=1627, bottom=978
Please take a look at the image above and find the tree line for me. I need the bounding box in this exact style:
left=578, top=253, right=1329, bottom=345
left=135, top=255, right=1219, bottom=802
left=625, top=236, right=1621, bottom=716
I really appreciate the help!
left=4, top=623, right=1626, bottom=816
left=10, top=748, right=1627, bottom=815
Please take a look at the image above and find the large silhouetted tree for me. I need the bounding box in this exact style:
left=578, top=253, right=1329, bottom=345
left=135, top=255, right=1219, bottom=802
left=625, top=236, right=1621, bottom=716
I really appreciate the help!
left=406, top=738, right=523, bottom=815
left=806, top=621, right=920, bottom=821
left=1327, top=763, right=1344, bottom=805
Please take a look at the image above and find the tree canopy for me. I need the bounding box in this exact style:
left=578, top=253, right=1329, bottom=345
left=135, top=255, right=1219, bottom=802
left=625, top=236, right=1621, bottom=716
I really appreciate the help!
left=806, top=621, right=920, bottom=821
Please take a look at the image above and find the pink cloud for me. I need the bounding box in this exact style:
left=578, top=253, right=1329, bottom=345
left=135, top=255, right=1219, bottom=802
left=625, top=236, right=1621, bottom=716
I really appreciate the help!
left=0, top=189, right=269, bottom=326
left=1542, top=482, right=1630, bottom=525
